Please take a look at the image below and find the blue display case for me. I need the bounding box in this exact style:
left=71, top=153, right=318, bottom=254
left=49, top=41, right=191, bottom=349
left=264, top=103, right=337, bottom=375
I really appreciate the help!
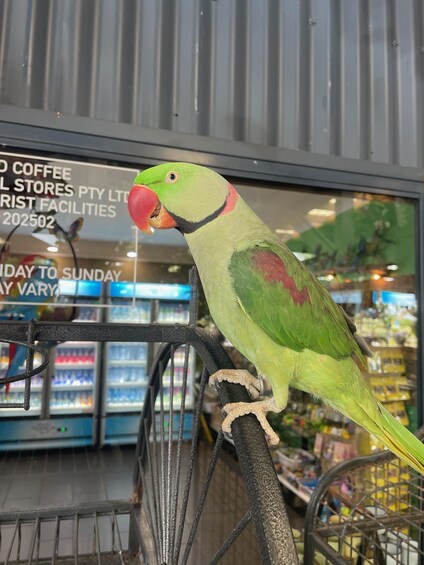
left=101, top=282, right=193, bottom=445
left=0, top=280, right=102, bottom=450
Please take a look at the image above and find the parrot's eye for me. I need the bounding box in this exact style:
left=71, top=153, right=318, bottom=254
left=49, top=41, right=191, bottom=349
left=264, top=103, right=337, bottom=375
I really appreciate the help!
left=165, top=171, right=179, bottom=184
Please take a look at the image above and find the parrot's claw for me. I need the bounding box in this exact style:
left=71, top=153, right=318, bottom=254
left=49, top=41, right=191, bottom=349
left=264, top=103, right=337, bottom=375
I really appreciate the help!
left=222, top=397, right=281, bottom=446
left=209, top=369, right=262, bottom=400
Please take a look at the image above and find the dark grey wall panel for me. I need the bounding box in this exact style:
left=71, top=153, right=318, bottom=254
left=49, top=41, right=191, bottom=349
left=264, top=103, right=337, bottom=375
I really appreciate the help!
left=0, top=0, right=423, bottom=170
left=339, top=0, right=361, bottom=160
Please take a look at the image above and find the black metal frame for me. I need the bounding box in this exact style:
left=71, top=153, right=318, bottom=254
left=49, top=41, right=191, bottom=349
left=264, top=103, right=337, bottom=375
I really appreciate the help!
left=0, top=111, right=423, bottom=192
left=0, top=320, right=298, bottom=564
left=303, top=428, right=424, bottom=565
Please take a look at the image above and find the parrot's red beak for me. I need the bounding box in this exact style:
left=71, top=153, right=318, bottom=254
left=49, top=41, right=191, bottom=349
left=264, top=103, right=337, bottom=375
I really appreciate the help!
left=128, top=184, right=177, bottom=234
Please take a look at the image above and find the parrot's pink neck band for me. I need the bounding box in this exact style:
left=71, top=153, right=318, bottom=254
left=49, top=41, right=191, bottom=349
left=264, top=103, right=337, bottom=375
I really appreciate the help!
left=219, top=183, right=239, bottom=217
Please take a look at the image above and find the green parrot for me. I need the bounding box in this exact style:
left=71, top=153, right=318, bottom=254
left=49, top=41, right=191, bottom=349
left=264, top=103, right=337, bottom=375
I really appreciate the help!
left=128, top=162, right=424, bottom=475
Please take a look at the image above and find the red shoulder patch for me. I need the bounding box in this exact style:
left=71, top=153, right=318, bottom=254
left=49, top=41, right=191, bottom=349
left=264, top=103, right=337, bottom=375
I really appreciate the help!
left=252, top=250, right=311, bottom=305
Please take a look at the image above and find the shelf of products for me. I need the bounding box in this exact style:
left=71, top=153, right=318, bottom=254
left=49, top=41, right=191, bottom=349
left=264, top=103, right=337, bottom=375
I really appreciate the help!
left=108, top=380, right=148, bottom=388
left=105, top=342, right=148, bottom=411
left=52, top=369, right=94, bottom=387
left=367, top=346, right=414, bottom=428
left=109, top=301, right=150, bottom=324
left=157, top=302, right=190, bottom=323
left=55, top=350, right=96, bottom=364
left=108, top=360, right=147, bottom=366
left=50, top=389, right=93, bottom=413
left=50, top=340, right=98, bottom=417
left=0, top=390, right=42, bottom=417
left=273, top=446, right=318, bottom=504
left=106, top=404, right=144, bottom=412
left=1, top=406, right=42, bottom=417
left=105, top=344, right=193, bottom=410
left=107, top=384, right=145, bottom=410
left=277, top=473, right=312, bottom=505
left=8, top=375, right=44, bottom=393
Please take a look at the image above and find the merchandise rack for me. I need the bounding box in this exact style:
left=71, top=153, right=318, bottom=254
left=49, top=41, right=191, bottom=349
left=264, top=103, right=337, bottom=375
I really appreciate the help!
left=304, top=429, right=424, bottom=564
left=0, top=317, right=297, bottom=564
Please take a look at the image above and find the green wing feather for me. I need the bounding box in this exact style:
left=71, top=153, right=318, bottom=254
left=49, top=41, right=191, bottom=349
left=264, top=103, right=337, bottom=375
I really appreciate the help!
left=229, top=240, right=362, bottom=361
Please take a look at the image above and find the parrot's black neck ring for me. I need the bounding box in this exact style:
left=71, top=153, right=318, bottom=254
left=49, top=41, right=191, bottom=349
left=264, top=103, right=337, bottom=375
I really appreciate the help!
left=167, top=200, right=227, bottom=234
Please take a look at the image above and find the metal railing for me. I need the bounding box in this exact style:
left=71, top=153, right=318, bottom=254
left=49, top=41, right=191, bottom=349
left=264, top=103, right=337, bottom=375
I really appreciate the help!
left=304, top=428, right=424, bottom=565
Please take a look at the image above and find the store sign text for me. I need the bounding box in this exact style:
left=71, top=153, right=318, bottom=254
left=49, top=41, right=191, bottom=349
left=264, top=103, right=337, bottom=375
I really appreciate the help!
left=0, top=263, right=121, bottom=297
left=0, top=158, right=129, bottom=221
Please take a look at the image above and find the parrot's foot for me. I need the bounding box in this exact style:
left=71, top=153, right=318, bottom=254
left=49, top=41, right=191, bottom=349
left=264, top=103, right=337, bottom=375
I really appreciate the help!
left=222, top=397, right=281, bottom=446
left=209, top=369, right=262, bottom=400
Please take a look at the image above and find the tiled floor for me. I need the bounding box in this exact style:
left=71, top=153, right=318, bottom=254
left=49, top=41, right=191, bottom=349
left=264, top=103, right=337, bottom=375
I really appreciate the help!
left=0, top=442, right=303, bottom=564
left=0, top=445, right=135, bottom=510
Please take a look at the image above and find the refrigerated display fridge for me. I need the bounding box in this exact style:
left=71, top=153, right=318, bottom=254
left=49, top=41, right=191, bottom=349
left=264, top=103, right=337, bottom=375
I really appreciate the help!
left=47, top=279, right=102, bottom=447
left=101, top=281, right=194, bottom=445
left=0, top=280, right=102, bottom=450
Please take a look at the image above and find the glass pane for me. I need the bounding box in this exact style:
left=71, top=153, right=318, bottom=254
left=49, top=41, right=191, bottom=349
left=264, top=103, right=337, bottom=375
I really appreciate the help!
left=0, top=151, right=194, bottom=450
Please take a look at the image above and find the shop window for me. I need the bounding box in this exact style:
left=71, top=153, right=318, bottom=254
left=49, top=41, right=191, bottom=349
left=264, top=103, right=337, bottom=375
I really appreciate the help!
left=0, top=151, right=194, bottom=447
left=0, top=151, right=418, bottom=463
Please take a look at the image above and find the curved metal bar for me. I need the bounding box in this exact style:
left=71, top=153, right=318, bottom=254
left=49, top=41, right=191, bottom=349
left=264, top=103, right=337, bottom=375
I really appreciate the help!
left=132, top=334, right=298, bottom=563
left=304, top=426, right=424, bottom=564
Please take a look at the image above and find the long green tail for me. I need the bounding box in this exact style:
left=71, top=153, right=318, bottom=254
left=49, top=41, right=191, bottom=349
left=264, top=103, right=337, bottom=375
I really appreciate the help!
left=373, top=404, right=424, bottom=475
left=331, top=393, right=424, bottom=474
